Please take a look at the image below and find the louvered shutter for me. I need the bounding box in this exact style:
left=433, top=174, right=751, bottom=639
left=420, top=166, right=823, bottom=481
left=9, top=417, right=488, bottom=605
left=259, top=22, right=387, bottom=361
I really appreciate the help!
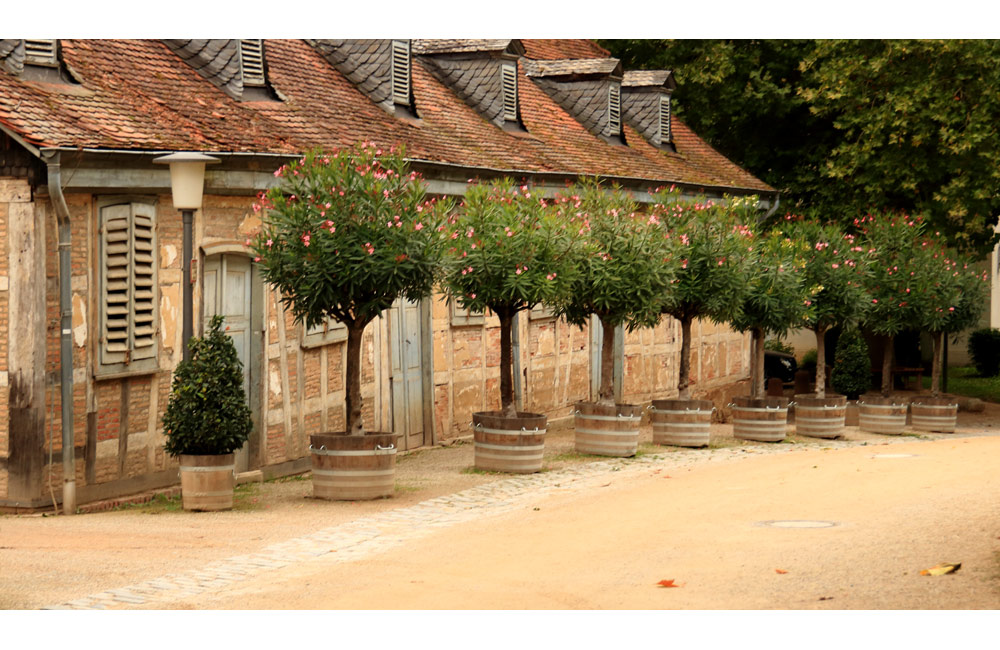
left=607, top=83, right=621, bottom=136
left=391, top=40, right=411, bottom=105
left=100, top=202, right=157, bottom=367
left=130, top=204, right=157, bottom=361
left=501, top=62, right=518, bottom=122
left=659, top=94, right=672, bottom=145
left=24, top=39, right=57, bottom=65
left=240, top=39, right=265, bottom=87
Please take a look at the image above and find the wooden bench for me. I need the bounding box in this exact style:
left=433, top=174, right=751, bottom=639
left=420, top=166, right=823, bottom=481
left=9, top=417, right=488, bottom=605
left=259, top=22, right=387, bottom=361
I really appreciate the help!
left=871, top=366, right=923, bottom=391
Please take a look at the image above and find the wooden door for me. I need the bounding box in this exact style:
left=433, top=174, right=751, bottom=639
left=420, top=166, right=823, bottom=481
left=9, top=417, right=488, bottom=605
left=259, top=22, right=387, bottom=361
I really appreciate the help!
left=389, top=298, right=425, bottom=450
left=589, top=315, right=624, bottom=403
left=203, top=254, right=253, bottom=471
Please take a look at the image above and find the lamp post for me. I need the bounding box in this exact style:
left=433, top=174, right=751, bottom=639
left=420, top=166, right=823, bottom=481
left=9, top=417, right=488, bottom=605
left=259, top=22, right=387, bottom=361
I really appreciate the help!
left=153, top=152, right=219, bottom=361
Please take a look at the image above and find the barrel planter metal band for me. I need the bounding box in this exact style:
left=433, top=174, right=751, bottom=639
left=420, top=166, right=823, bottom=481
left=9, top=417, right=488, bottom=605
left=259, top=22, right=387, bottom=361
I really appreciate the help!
left=857, top=396, right=908, bottom=435
left=574, top=402, right=641, bottom=457
left=793, top=394, right=847, bottom=439
left=310, top=432, right=396, bottom=500
left=473, top=411, right=546, bottom=473
left=178, top=453, right=235, bottom=512
left=730, top=396, right=789, bottom=442
left=910, top=397, right=958, bottom=433
left=649, top=399, right=713, bottom=447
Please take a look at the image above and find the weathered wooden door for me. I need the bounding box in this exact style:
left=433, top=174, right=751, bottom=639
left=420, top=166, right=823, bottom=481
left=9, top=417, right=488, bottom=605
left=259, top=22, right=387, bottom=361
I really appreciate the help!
left=203, top=254, right=254, bottom=471
left=389, top=297, right=425, bottom=450
left=589, top=315, right=624, bottom=403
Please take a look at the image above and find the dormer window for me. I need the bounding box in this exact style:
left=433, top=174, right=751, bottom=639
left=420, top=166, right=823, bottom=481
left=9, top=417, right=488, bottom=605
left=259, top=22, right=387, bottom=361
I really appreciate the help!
left=24, top=39, right=57, bottom=66
left=659, top=94, right=672, bottom=145
left=239, top=39, right=266, bottom=87
left=607, top=82, right=621, bottom=138
left=501, top=62, right=518, bottom=123
left=391, top=40, right=411, bottom=107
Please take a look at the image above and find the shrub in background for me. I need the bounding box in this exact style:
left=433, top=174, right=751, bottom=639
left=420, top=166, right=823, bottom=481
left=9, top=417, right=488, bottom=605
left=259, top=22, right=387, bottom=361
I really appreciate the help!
left=968, top=327, right=1000, bottom=377
left=831, top=327, right=871, bottom=399
left=764, top=338, right=795, bottom=355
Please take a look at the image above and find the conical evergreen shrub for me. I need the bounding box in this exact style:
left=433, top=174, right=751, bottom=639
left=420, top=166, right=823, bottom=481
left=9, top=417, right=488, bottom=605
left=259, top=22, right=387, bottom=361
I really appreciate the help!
left=831, top=327, right=871, bottom=399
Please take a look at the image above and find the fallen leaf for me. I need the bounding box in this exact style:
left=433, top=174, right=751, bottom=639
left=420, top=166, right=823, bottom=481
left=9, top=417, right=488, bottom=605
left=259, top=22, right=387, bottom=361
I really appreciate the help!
left=819, top=596, right=833, bottom=601
left=657, top=579, right=680, bottom=588
left=663, top=475, right=672, bottom=479
left=920, top=562, right=961, bottom=576
left=600, top=482, right=612, bottom=487
left=775, top=569, right=788, bottom=574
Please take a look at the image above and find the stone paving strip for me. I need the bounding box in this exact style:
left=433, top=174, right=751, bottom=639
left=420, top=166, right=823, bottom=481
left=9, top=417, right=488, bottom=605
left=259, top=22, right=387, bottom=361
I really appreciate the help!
left=40, top=435, right=923, bottom=609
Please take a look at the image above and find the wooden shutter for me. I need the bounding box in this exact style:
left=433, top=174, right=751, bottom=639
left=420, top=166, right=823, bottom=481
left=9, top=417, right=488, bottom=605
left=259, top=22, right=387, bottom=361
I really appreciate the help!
left=501, top=62, right=518, bottom=122
left=240, top=39, right=265, bottom=87
left=607, top=83, right=621, bottom=136
left=659, top=94, right=672, bottom=145
left=24, top=39, right=57, bottom=66
left=100, top=202, right=157, bottom=367
left=391, top=40, right=410, bottom=105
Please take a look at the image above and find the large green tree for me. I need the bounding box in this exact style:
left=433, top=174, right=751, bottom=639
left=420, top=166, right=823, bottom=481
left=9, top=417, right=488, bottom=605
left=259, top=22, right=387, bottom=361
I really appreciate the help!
left=601, top=39, right=1000, bottom=255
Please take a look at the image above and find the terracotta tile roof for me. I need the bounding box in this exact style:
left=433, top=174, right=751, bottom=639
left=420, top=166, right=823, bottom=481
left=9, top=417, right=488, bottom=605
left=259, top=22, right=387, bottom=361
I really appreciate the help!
left=520, top=39, right=610, bottom=60
left=0, top=38, right=773, bottom=194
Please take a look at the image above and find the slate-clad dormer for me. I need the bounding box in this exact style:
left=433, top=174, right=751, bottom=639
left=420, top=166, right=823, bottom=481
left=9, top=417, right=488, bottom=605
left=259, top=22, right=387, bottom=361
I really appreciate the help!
left=308, top=39, right=417, bottom=119
left=621, top=70, right=677, bottom=151
left=0, top=39, right=78, bottom=84
left=413, top=39, right=526, bottom=131
left=523, top=57, right=625, bottom=145
left=163, top=39, right=277, bottom=101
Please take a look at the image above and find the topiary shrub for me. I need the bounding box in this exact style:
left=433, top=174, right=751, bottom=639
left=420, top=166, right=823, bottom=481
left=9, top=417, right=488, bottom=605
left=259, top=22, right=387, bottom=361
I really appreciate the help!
left=968, top=327, right=1000, bottom=377
left=162, top=315, right=253, bottom=456
left=831, top=327, right=871, bottom=399
left=800, top=349, right=818, bottom=372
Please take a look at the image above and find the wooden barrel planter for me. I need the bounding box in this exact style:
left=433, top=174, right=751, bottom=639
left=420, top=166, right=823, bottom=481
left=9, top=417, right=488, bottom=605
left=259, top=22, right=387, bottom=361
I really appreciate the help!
left=910, top=397, right=959, bottom=433
left=574, top=402, right=642, bottom=457
left=649, top=399, right=713, bottom=447
left=857, top=396, right=908, bottom=435
left=310, top=432, right=396, bottom=500
left=730, top=396, right=789, bottom=442
left=473, top=411, right=546, bottom=473
left=793, top=394, right=847, bottom=439
left=178, top=453, right=235, bottom=512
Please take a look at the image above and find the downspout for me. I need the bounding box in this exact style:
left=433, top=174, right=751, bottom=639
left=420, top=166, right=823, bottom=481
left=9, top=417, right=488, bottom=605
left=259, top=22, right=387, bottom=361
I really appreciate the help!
left=42, top=151, right=76, bottom=515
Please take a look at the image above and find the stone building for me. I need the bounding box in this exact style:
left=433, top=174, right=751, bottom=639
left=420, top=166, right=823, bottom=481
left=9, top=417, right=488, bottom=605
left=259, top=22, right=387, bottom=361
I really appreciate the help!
left=0, top=38, right=776, bottom=510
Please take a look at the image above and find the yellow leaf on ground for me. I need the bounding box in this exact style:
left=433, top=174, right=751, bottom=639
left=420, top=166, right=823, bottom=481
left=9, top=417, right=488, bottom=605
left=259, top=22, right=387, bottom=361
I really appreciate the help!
left=920, top=562, right=961, bottom=576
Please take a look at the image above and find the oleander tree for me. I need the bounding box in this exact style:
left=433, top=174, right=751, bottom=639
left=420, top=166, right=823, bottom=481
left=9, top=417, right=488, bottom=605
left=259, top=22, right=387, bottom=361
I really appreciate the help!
left=652, top=190, right=758, bottom=400
left=442, top=178, right=580, bottom=418
left=555, top=180, right=679, bottom=406
left=787, top=219, right=873, bottom=397
left=250, top=142, right=453, bottom=435
left=913, top=242, right=990, bottom=396
left=859, top=213, right=935, bottom=396
left=730, top=228, right=816, bottom=399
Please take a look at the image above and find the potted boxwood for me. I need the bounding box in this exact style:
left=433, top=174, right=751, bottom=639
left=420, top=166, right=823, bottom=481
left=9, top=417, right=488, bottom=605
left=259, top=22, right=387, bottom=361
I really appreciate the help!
left=442, top=178, right=579, bottom=472
left=162, top=315, right=253, bottom=511
left=786, top=219, right=873, bottom=438
left=556, top=180, right=677, bottom=457
left=251, top=143, right=451, bottom=499
left=729, top=228, right=815, bottom=442
left=651, top=191, right=756, bottom=447
left=910, top=242, right=989, bottom=432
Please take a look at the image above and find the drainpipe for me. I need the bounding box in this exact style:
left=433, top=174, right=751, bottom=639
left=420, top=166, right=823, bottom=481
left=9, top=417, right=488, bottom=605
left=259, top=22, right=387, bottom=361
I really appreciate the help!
left=42, top=151, right=76, bottom=515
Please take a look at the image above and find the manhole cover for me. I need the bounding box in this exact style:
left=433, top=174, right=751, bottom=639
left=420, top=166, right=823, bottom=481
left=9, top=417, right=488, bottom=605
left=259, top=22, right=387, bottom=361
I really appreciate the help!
left=760, top=520, right=838, bottom=529
left=872, top=453, right=917, bottom=459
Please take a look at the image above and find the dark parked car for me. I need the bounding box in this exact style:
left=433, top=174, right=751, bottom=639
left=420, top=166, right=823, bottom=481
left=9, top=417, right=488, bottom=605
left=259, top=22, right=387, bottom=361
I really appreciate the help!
left=764, top=350, right=797, bottom=385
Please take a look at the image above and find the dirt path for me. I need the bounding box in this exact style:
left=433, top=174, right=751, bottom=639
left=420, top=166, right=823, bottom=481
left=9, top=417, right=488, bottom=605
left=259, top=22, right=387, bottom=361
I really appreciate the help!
left=3, top=402, right=1000, bottom=610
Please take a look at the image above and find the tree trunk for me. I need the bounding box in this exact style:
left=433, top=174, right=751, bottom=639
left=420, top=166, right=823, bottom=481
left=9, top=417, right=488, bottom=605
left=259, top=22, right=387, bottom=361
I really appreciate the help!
left=752, top=327, right=766, bottom=399
left=678, top=315, right=693, bottom=400
left=598, top=316, right=616, bottom=406
left=498, top=309, right=517, bottom=417
left=930, top=331, right=943, bottom=397
left=345, top=322, right=366, bottom=435
left=881, top=334, right=894, bottom=397
left=814, top=325, right=828, bottom=398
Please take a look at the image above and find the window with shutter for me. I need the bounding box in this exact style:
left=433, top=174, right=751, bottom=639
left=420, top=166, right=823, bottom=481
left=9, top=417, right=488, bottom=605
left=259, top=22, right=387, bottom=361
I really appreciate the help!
left=239, top=39, right=266, bottom=87
left=301, top=316, right=348, bottom=348
left=24, top=39, right=57, bottom=66
left=391, top=40, right=411, bottom=106
left=99, top=200, right=159, bottom=375
left=659, top=94, right=672, bottom=145
left=607, top=83, right=621, bottom=136
left=501, top=62, right=518, bottom=122
left=450, top=300, right=485, bottom=326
